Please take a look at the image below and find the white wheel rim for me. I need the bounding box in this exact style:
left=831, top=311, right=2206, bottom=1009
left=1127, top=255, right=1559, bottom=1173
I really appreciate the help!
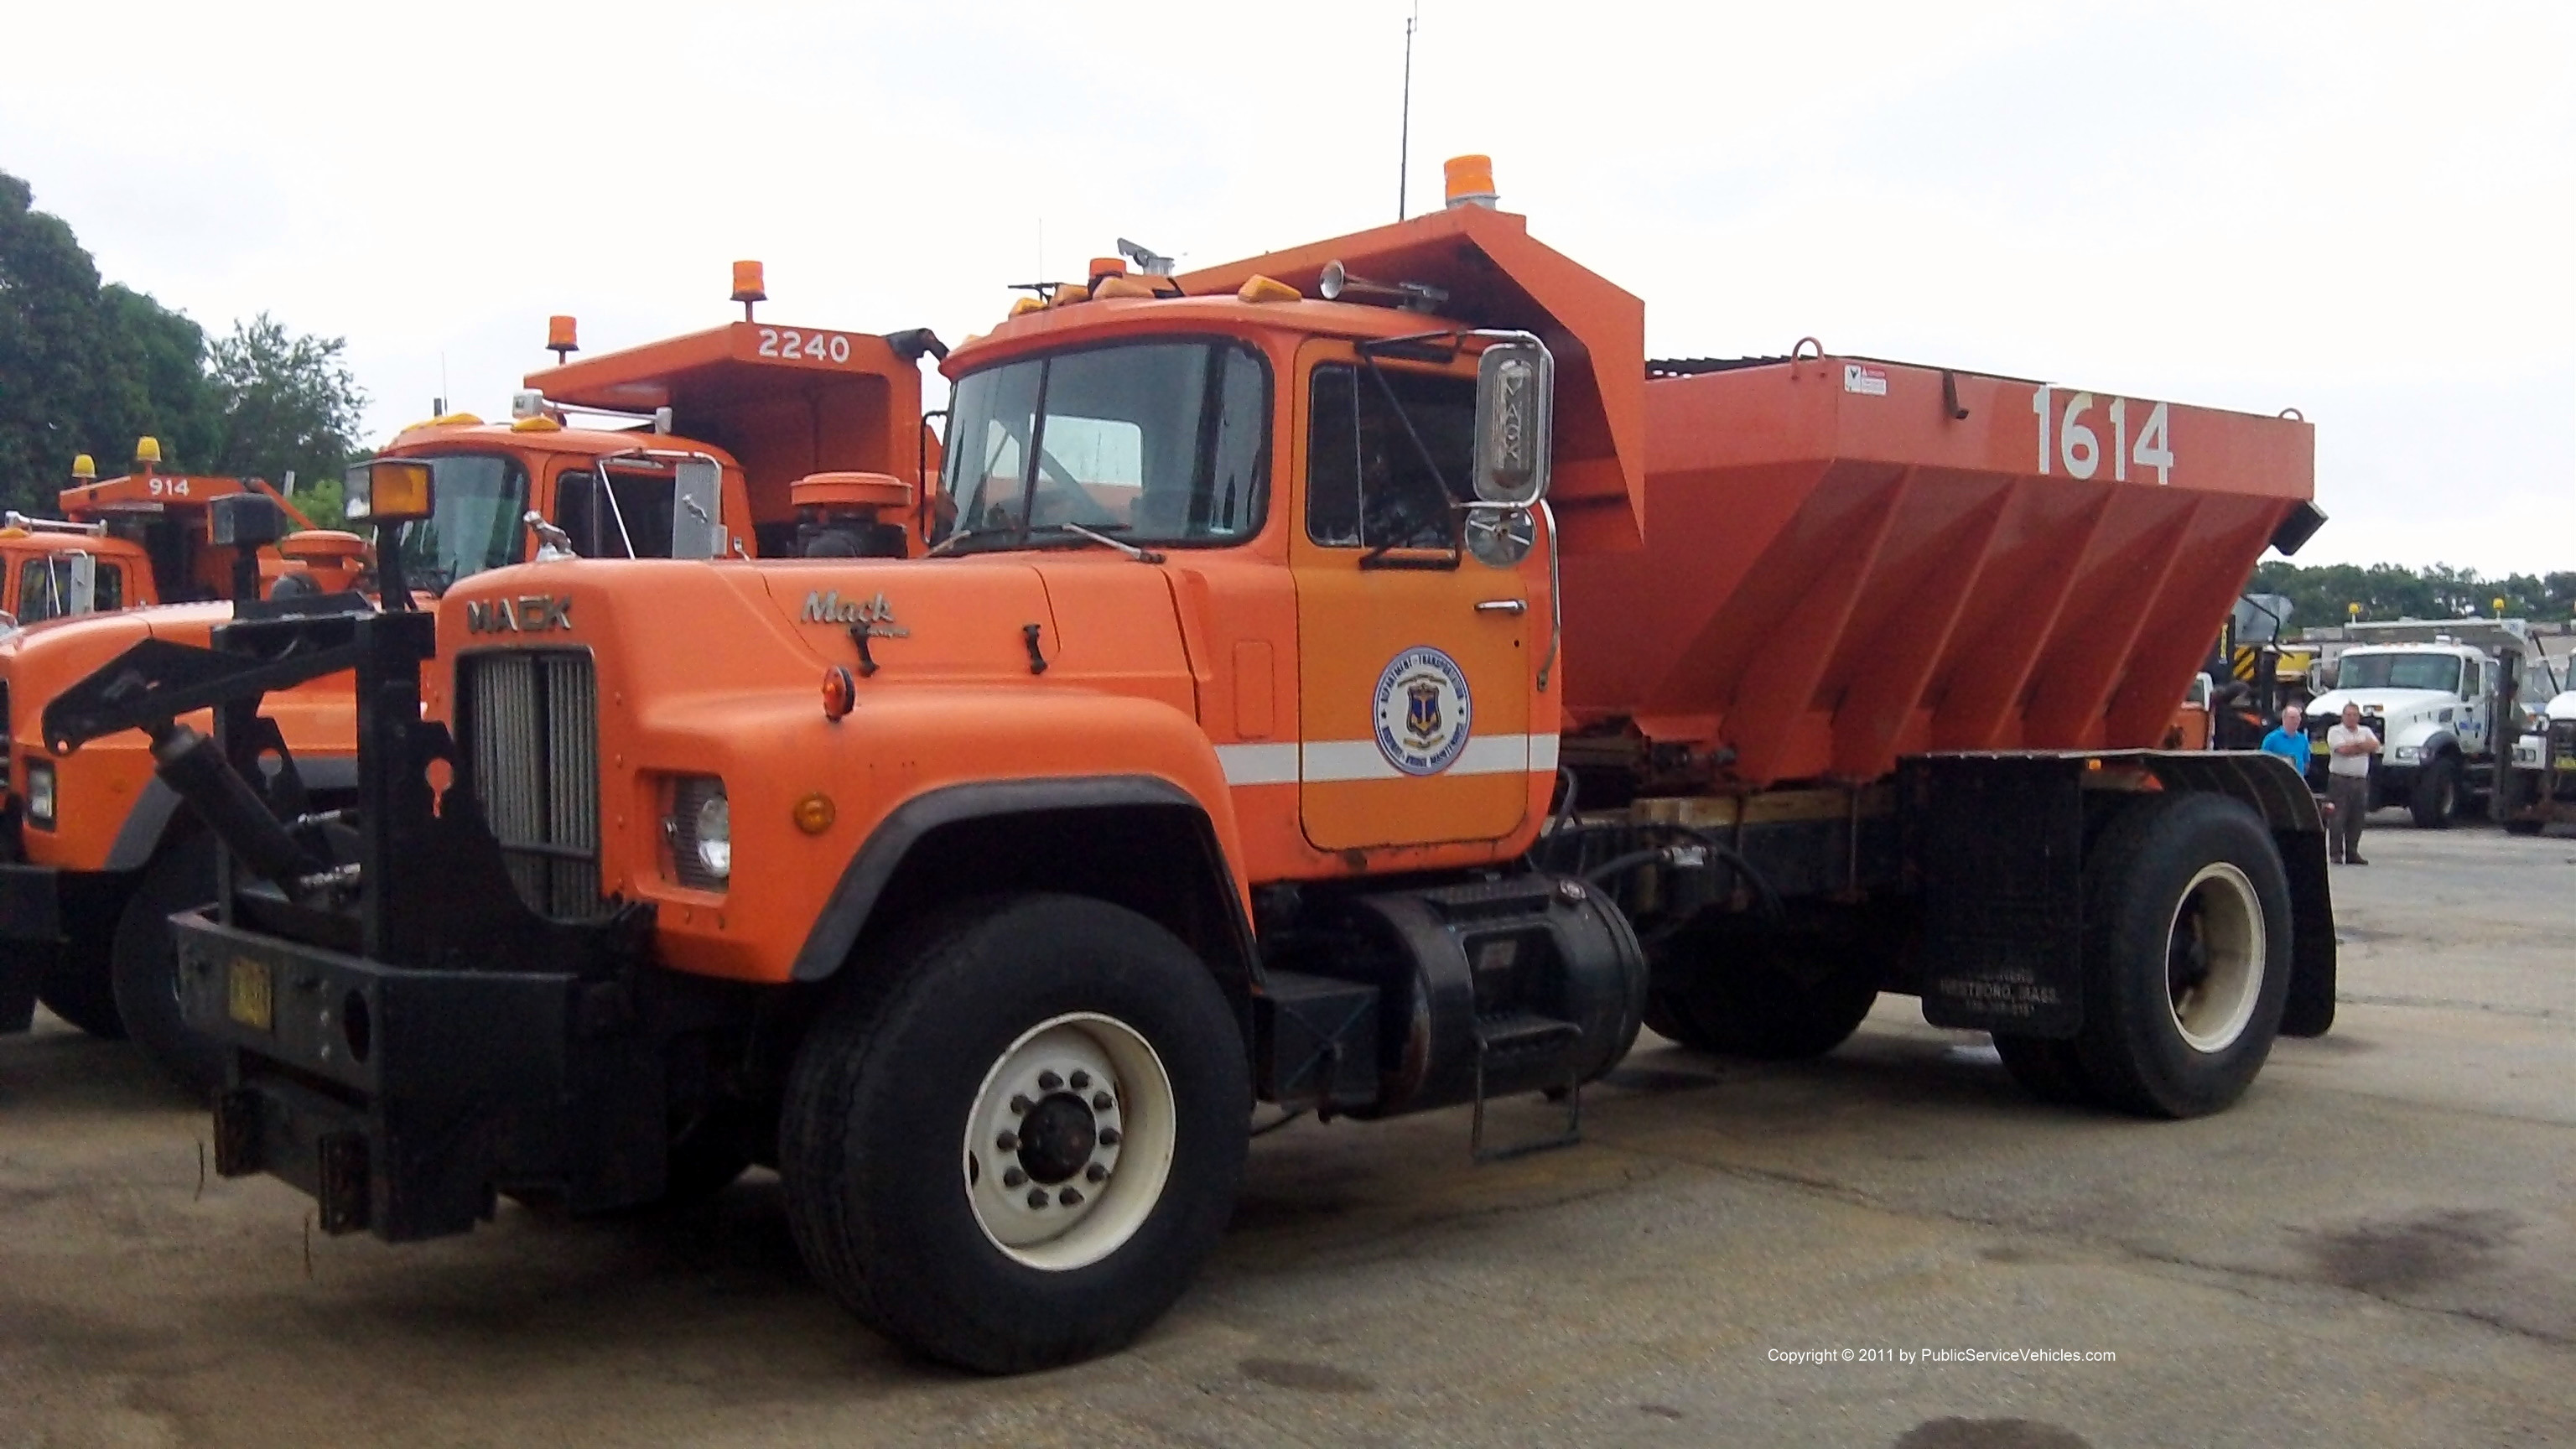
left=2165, top=862, right=2264, bottom=1053
left=962, top=1011, right=1176, bottom=1271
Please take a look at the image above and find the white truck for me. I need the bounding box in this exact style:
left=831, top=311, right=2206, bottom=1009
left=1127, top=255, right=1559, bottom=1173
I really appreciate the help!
left=2303, top=620, right=2561, bottom=828
left=2503, top=683, right=2576, bottom=834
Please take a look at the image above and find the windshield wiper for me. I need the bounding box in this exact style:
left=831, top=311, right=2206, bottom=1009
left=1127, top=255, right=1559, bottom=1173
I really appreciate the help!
left=1044, top=522, right=1166, bottom=564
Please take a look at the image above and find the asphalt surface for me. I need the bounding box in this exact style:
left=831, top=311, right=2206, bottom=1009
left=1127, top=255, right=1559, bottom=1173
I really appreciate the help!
left=3, top=814, right=2571, bottom=1447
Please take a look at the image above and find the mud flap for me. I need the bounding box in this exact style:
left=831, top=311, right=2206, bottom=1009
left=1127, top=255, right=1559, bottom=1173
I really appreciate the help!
left=1905, top=756, right=2086, bottom=1038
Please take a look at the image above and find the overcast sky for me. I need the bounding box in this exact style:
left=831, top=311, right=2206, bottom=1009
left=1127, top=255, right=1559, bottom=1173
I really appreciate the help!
left=6, top=1, right=2568, bottom=574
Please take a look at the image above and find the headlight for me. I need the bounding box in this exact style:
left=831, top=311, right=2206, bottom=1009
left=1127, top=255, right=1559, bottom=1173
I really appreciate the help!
left=694, top=791, right=731, bottom=880
left=664, top=776, right=729, bottom=888
left=2392, top=745, right=2420, bottom=763
left=23, top=760, right=53, bottom=828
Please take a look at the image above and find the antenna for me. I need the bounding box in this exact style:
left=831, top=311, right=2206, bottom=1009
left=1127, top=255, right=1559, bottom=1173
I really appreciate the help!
left=1398, top=3, right=1419, bottom=220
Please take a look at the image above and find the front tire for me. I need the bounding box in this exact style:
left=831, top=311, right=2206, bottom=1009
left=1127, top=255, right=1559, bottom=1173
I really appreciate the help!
left=2408, top=756, right=2458, bottom=828
left=2072, top=794, right=2292, bottom=1119
left=780, top=894, right=1249, bottom=1374
left=34, top=889, right=125, bottom=1041
left=109, top=835, right=223, bottom=1095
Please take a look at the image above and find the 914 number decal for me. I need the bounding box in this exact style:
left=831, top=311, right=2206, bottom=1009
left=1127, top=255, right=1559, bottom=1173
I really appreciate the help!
left=756, top=327, right=854, bottom=365
left=2033, top=386, right=2173, bottom=485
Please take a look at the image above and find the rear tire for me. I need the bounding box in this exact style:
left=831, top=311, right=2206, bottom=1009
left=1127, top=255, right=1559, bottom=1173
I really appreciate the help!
left=2072, top=793, right=2292, bottom=1119
left=1645, top=934, right=1879, bottom=1060
left=2408, top=756, right=2458, bottom=829
left=109, top=835, right=223, bottom=1096
left=1992, top=1034, right=2095, bottom=1106
left=780, top=894, right=1249, bottom=1374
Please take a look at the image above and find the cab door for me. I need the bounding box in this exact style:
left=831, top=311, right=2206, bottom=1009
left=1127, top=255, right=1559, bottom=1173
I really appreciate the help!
left=1291, top=339, right=1533, bottom=851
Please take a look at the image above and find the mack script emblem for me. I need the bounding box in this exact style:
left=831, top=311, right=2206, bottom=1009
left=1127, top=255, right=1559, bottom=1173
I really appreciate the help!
left=803, top=589, right=909, bottom=636
left=465, top=595, right=574, bottom=634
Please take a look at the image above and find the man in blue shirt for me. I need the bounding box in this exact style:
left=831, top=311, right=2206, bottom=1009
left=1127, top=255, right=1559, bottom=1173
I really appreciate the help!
left=2259, top=704, right=2311, bottom=775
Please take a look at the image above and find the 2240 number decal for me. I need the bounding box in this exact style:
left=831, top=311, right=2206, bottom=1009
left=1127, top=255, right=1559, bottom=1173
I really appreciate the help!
left=2033, top=386, right=2174, bottom=485
left=756, top=327, right=854, bottom=364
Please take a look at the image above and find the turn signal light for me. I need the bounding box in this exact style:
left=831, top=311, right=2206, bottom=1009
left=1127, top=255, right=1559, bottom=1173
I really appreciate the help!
left=822, top=665, right=857, bottom=720
left=793, top=792, right=837, bottom=834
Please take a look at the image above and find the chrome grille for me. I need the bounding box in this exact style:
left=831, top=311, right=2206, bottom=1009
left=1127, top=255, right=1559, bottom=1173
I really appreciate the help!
left=460, top=651, right=606, bottom=919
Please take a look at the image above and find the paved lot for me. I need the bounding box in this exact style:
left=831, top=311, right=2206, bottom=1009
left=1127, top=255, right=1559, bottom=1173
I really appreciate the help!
left=4, top=816, right=2572, bottom=1447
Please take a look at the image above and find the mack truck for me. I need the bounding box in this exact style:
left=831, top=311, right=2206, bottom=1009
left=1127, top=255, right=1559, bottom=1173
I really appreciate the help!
left=1, top=284, right=943, bottom=1086
left=2300, top=618, right=2562, bottom=827
left=45, top=160, right=2335, bottom=1374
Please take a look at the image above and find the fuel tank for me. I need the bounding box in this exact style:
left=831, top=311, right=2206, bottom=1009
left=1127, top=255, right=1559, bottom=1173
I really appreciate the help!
left=1561, top=356, right=2319, bottom=786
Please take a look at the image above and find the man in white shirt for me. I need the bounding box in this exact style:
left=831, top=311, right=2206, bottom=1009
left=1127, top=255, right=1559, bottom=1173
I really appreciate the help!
left=2324, top=703, right=2381, bottom=865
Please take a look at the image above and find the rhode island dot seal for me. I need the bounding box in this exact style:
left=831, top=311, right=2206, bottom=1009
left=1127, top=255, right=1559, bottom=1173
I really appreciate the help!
left=1373, top=647, right=1473, bottom=776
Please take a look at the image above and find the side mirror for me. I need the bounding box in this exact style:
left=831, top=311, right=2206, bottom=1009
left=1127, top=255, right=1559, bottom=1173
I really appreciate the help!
left=65, top=553, right=96, bottom=616
left=673, top=459, right=724, bottom=558
left=1472, top=336, right=1554, bottom=506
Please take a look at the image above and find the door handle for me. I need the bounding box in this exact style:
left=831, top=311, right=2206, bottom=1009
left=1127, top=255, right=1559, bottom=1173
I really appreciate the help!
left=1475, top=599, right=1527, bottom=615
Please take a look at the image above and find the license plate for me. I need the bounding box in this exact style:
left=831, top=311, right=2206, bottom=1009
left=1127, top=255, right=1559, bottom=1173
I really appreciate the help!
left=227, top=958, right=273, bottom=1031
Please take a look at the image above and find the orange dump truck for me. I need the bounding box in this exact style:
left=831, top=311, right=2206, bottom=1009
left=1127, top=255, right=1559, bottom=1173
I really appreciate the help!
left=1, top=288, right=943, bottom=1084
left=0, top=440, right=349, bottom=627
left=49, top=164, right=2331, bottom=1372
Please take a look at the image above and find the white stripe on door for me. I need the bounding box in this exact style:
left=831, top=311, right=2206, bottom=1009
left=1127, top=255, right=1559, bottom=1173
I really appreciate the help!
left=1215, top=735, right=1553, bottom=787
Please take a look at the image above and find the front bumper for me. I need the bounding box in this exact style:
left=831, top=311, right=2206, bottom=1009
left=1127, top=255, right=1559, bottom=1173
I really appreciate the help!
left=174, top=909, right=667, bottom=1239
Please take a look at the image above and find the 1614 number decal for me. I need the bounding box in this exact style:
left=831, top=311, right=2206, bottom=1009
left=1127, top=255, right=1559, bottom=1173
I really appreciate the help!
left=2033, top=386, right=2173, bottom=485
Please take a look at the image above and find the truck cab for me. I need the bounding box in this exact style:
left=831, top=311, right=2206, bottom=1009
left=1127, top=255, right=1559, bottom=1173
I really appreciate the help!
left=2305, top=621, right=2555, bottom=827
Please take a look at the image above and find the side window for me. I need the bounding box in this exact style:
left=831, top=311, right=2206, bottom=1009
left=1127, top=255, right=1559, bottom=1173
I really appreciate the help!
left=13, top=556, right=112, bottom=621
left=13, top=560, right=50, bottom=623
left=1304, top=361, right=1476, bottom=550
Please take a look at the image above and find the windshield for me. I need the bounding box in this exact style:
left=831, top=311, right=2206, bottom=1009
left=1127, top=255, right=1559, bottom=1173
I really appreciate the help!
left=2338, top=652, right=2463, bottom=693
left=394, top=454, right=530, bottom=593
left=938, top=340, right=1267, bottom=551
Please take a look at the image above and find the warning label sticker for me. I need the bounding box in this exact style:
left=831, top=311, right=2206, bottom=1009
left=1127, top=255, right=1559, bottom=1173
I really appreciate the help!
left=1843, top=363, right=1888, bottom=397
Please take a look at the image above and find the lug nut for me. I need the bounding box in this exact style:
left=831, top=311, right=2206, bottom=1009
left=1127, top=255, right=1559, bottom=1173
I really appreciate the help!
left=1092, top=1091, right=1113, bottom=1111
left=1010, top=1093, right=1033, bottom=1114
left=1086, top=1163, right=1107, bottom=1183
left=1026, top=1187, right=1048, bottom=1208
left=1069, top=1070, right=1090, bottom=1090
left=1037, top=1070, right=1062, bottom=1091
left=996, top=1131, right=1019, bottom=1151
left=1059, top=1188, right=1083, bottom=1207
left=1098, top=1127, right=1121, bottom=1147
left=1004, top=1167, right=1026, bottom=1188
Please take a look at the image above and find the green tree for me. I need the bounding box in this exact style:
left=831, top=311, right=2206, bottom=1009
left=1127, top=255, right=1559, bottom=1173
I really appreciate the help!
left=2251, top=560, right=2576, bottom=628
left=205, top=314, right=366, bottom=497
left=0, top=169, right=218, bottom=511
